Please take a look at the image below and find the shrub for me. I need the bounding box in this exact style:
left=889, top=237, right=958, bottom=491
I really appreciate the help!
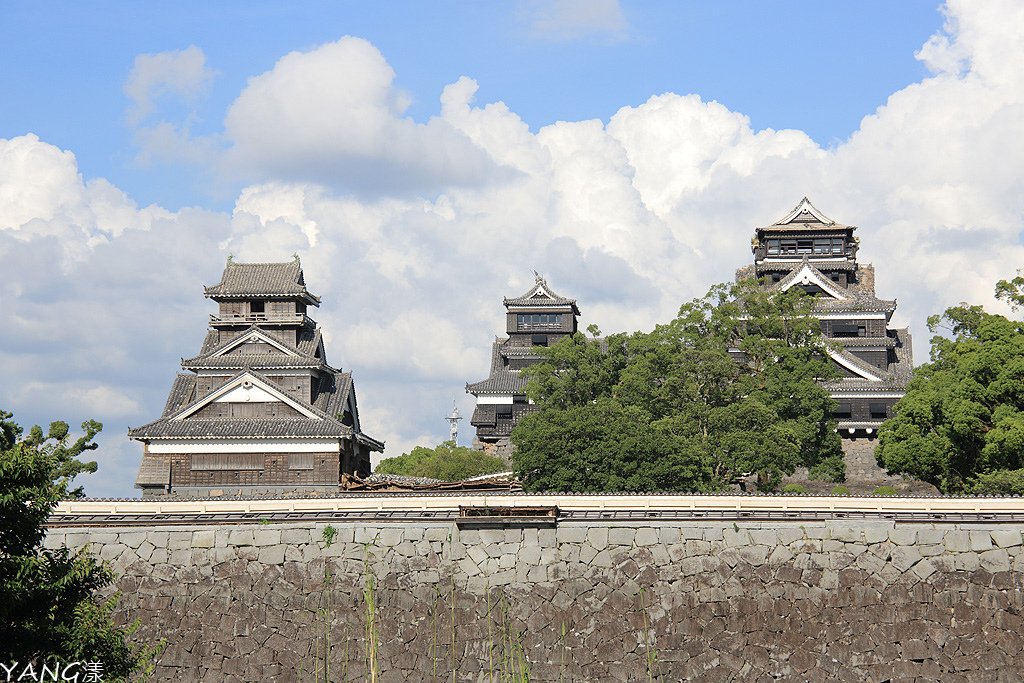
left=872, top=485, right=898, bottom=497
left=971, top=469, right=1024, bottom=496
left=808, top=455, right=846, bottom=483
left=830, top=485, right=851, bottom=495
left=782, top=483, right=808, bottom=494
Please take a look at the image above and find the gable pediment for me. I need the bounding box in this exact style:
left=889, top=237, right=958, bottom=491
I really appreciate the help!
left=214, top=330, right=298, bottom=357
left=780, top=263, right=848, bottom=300
left=173, top=371, right=321, bottom=420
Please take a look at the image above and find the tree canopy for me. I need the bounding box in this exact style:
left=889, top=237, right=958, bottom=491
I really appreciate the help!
left=0, top=410, right=160, bottom=679
left=511, top=280, right=843, bottom=493
left=876, top=296, right=1024, bottom=493
left=373, top=441, right=508, bottom=481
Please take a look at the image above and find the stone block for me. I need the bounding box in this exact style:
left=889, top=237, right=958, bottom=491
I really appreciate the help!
left=538, top=528, right=557, bottom=547
left=99, top=543, right=126, bottom=562
left=748, top=529, right=778, bottom=545
left=979, top=548, right=1011, bottom=573
left=889, top=546, right=922, bottom=572
left=955, top=552, right=980, bottom=571
left=280, top=528, right=311, bottom=545
left=944, top=530, right=970, bottom=552
left=702, top=526, right=724, bottom=541
left=192, top=530, right=215, bottom=548
left=970, top=531, right=994, bottom=551
left=257, top=545, right=285, bottom=565
left=723, top=528, right=751, bottom=547
left=503, top=528, right=524, bottom=543
left=634, top=528, right=659, bottom=547
left=863, top=524, right=892, bottom=545
left=168, top=531, right=193, bottom=550
left=354, top=527, right=378, bottom=544
left=457, top=557, right=480, bottom=577
left=910, top=559, right=938, bottom=583
left=479, top=528, right=504, bottom=544
left=829, top=525, right=863, bottom=543
left=768, top=546, right=794, bottom=565
left=660, top=527, right=681, bottom=544
left=252, top=529, right=281, bottom=547
left=738, top=545, right=769, bottom=566
left=484, top=543, right=503, bottom=559
left=377, top=528, right=404, bottom=547
left=403, top=526, right=424, bottom=541
left=556, top=526, right=588, bottom=544
left=888, top=528, right=917, bottom=546
left=578, top=543, right=598, bottom=565
left=591, top=550, right=613, bottom=568
left=136, top=541, right=155, bottom=563
left=118, top=532, right=147, bottom=549
left=608, top=527, right=635, bottom=547
left=228, top=529, right=254, bottom=547
left=991, top=530, right=1023, bottom=548
left=916, top=528, right=945, bottom=545
left=423, top=526, right=450, bottom=542
left=467, top=545, right=489, bottom=566
left=776, top=527, right=803, bottom=545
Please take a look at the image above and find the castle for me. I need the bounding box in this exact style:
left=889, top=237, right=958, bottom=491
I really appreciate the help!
left=467, top=199, right=912, bottom=458
left=130, top=257, right=382, bottom=497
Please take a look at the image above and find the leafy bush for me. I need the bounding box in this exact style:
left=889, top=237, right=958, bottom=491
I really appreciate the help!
left=872, top=485, right=898, bottom=497
left=972, top=469, right=1024, bottom=496
left=808, top=455, right=846, bottom=483
left=374, top=441, right=507, bottom=481
left=782, top=483, right=808, bottom=494
left=830, top=485, right=851, bottom=495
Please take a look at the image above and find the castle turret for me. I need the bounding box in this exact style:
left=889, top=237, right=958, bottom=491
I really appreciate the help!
left=738, top=198, right=913, bottom=442
left=130, top=258, right=383, bottom=497
left=466, top=274, right=580, bottom=456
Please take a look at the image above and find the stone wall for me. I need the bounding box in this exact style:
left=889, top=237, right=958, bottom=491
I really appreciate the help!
left=45, top=519, right=1024, bottom=682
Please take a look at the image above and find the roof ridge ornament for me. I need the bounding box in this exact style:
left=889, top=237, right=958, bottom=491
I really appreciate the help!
left=774, top=197, right=836, bottom=226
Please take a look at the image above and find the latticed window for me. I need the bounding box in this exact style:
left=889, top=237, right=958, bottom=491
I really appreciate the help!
left=517, top=313, right=562, bottom=329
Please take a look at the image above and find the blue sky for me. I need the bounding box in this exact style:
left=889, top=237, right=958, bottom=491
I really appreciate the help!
left=4, top=2, right=938, bottom=209
left=2, top=0, right=1023, bottom=497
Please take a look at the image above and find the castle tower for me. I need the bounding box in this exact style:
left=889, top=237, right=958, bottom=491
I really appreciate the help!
left=466, top=274, right=580, bottom=456
left=738, top=198, right=913, bottom=444
left=130, top=258, right=383, bottom=497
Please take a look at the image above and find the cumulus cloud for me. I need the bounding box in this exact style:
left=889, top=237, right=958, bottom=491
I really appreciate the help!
left=222, top=37, right=500, bottom=194
left=4, top=0, right=1024, bottom=495
left=124, top=45, right=215, bottom=124
left=521, top=0, right=629, bottom=42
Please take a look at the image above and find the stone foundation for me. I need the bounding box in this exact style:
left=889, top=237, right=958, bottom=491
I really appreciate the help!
left=46, top=519, right=1024, bottom=681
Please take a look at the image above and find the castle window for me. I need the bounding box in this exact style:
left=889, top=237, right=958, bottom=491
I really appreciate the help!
left=531, top=334, right=548, bottom=347
left=834, top=402, right=853, bottom=419
left=250, top=300, right=265, bottom=314
left=869, top=403, right=888, bottom=419
left=518, top=313, right=562, bottom=330
left=833, top=324, right=866, bottom=338
left=513, top=395, right=528, bottom=404
left=766, top=239, right=781, bottom=255
left=496, top=404, right=513, bottom=418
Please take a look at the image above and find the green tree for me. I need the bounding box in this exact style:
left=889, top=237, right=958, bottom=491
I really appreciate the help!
left=374, top=441, right=508, bottom=481
left=0, top=410, right=160, bottom=679
left=876, top=299, right=1024, bottom=493
left=511, top=280, right=843, bottom=493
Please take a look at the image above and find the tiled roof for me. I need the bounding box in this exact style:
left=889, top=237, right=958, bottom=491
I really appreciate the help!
left=825, top=328, right=913, bottom=393
left=830, top=336, right=897, bottom=349
left=466, top=371, right=528, bottom=395
left=755, top=260, right=857, bottom=273
left=183, top=324, right=325, bottom=368
left=129, top=417, right=353, bottom=439
left=162, top=375, right=198, bottom=417
left=130, top=367, right=358, bottom=440
left=758, top=197, right=855, bottom=233
left=312, top=371, right=353, bottom=417
left=503, top=274, right=580, bottom=313
left=204, top=259, right=321, bottom=304
left=135, top=454, right=170, bottom=487
left=183, top=355, right=325, bottom=370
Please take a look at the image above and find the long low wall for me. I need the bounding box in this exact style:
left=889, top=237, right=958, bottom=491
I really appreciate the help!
left=45, top=497, right=1024, bottom=682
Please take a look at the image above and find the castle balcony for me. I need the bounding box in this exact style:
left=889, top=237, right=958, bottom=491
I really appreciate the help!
left=208, top=312, right=308, bottom=327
